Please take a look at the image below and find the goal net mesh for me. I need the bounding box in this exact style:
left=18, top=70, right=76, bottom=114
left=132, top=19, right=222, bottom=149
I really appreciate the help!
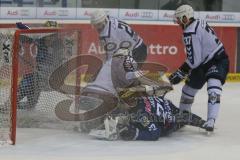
left=0, top=28, right=82, bottom=145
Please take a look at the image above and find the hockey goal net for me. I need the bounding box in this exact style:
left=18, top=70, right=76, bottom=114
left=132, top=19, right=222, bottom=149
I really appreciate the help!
left=0, top=28, right=82, bottom=145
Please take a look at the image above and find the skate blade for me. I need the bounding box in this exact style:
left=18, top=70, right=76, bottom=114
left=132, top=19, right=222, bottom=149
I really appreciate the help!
left=205, top=128, right=215, bottom=136
left=206, top=131, right=213, bottom=136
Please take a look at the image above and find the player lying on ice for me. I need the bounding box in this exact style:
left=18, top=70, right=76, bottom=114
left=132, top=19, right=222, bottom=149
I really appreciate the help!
left=89, top=84, right=206, bottom=141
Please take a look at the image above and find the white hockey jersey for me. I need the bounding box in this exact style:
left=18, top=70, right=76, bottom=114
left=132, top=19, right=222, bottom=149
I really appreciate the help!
left=86, top=17, right=143, bottom=95
left=86, top=58, right=117, bottom=96
left=99, top=16, right=143, bottom=59
left=183, top=19, right=223, bottom=69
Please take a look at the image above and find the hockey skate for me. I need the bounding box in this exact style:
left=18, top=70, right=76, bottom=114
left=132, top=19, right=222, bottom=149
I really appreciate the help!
left=202, top=118, right=215, bottom=132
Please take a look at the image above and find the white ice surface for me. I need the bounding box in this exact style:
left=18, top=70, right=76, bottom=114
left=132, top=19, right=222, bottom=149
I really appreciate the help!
left=0, top=83, right=240, bottom=160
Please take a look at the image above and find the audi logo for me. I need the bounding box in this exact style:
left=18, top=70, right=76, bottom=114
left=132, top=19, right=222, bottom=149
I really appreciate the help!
left=222, top=14, right=235, bottom=21
left=141, top=12, right=153, bottom=18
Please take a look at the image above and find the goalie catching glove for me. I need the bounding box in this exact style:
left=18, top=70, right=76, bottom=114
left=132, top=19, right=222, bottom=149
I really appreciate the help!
left=168, top=62, right=191, bottom=85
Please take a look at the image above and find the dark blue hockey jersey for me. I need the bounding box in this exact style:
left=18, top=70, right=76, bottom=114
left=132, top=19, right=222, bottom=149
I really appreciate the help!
left=129, top=96, right=179, bottom=140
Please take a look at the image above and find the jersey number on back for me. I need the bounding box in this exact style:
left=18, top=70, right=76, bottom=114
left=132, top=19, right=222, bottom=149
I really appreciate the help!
left=205, top=24, right=220, bottom=45
left=118, top=21, right=134, bottom=37
left=118, top=21, right=139, bottom=43
left=183, top=35, right=194, bottom=64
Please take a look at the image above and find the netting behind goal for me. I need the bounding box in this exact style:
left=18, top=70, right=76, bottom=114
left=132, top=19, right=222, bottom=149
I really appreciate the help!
left=0, top=28, right=82, bottom=145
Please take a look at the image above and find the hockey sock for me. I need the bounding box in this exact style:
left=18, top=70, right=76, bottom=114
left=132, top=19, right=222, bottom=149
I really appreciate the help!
left=180, top=85, right=198, bottom=112
left=207, top=78, right=222, bottom=120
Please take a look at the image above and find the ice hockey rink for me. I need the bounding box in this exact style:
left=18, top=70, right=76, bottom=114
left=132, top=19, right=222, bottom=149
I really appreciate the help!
left=0, top=82, right=239, bottom=160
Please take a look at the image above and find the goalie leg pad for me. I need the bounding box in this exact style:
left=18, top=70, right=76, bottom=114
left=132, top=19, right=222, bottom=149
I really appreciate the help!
left=89, top=116, right=120, bottom=141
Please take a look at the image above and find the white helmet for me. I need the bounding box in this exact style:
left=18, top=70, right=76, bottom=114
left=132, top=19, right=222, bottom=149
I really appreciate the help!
left=90, top=10, right=107, bottom=25
left=175, top=5, right=194, bottom=23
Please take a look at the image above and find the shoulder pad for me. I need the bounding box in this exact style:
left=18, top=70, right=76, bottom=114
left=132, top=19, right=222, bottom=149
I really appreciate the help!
left=184, top=20, right=200, bottom=34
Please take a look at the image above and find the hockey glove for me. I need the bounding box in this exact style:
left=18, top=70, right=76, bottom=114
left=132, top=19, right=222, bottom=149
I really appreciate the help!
left=168, top=69, right=187, bottom=85
left=123, top=56, right=138, bottom=72
left=168, top=62, right=191, bottom=85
